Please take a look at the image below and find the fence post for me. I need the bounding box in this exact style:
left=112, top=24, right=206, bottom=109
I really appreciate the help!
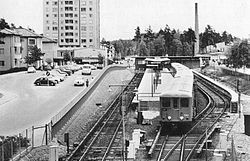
left=1, top=142, right=4, bottom=161
left=32, top=126, right=34, bottom=148
left=45, top=124, right=48, bottom=145
left=10, top=139, right=13, bottom=159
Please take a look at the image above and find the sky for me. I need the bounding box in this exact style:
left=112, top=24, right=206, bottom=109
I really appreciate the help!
left=0, top=0, right=250, bottom=40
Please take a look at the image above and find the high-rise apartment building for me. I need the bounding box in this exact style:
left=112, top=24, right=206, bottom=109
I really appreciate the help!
left=43, top=0, right=100, bottom=48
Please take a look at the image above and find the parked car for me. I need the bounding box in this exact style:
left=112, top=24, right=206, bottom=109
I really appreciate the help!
left=27, top=66, right=36, bottom=73
left=34, top=77, right=56, bottom=86
left=42, top=73, right=61, bottom=83
left=81, top=65, right=92, bottom=75
left=56, top=69, right=68, bottom=76
left=96, top=64, right=103, bottom=69
left=59, top=67, right=72, bottom=76
left=50, top=71, right=67, bottom=80
left=74, top=77, right=85, bottom=86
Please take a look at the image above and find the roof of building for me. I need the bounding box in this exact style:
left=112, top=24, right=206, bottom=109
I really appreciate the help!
left=0, top=28, right=20, bottom=36
left=42, top=36, right=57, bottom=43
left=14, top=28, right=42, bottom=38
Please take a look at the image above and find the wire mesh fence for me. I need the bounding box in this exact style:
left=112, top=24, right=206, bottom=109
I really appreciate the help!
left=0, top=123, right=52, bottom=161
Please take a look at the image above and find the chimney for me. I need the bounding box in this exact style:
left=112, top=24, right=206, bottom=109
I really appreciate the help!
left=194, top=3, right=199, bottom=56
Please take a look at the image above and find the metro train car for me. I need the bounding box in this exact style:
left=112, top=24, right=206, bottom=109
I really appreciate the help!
left=159, top=63, right=194, bottom=128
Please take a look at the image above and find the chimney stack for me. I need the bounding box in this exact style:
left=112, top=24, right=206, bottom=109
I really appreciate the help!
left=194, top=3, right=199, bottom=56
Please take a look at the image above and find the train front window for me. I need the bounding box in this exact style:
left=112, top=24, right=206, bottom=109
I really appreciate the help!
left=180, top=98, right=189, bottom=107
left=162, top=98, right=170, bottom=107
left=173, top=98, right=178, bottom=109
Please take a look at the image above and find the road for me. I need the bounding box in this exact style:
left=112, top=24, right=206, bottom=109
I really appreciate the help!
left=0, top=69, right=100, bottom=136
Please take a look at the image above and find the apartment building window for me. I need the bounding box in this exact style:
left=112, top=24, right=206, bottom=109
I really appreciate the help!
left=52, top=27, right=58, bottom=31
left=82, top=1, right=86, bottom=5
left=89, top=39, right=93, bottom=42
left=89, top=7, right=92, bottom=11
left=61, top=7, right=63, bottom=11
left=65, top=26, right=73, bottom=30
left=53, top=14, right=57, bottom=18
left=47, top=26, right=50, bottom=30
left=61, top=33, right=64, bottom=36
left=0, top=37, right=4, bottom=44
left=75, top=26, right=78, bottom=30
left=89, top=26, right=93, bottom=31
left=89, top=20, right=93, bottom=24
left=75, top=33, right=78, bottom=36
left=74, top=14, right=78, bottom=17
left=52, top=21, right=57, bottom=25
left=65, top=13, right=73, bottom=17
left=20, top=47, right=23, bottom=53
left=65, top=20, right=73, bottom=23
left=75, top=39, right=78, bottom=42
left=0, top=48, right=4, bottom=54
left=65, top=32, right=73, bottom=36
left=0, top=61, right=5, bottom=66
left=75, top=20, right=78, bottom=24
left=52, top=1, right=57, bottom=5
left=61, top=1, right=63, bottom=4
left=65, top=1, right=73, bottom=5
left=82, top=26, right=87, bottom=31
left=75, top=7, right=78, bottom=11
left=61, top=27, right=64, bottom=30
left=89, top=1, right=93, bottom=5
left=46, top=8, right=49, bottom=12
left=46, top=14, right=49, bottom=17
left=14, top=47, right=17, bottom=53
left=52, top=8, right=58, bottom=12
left=89, top=14, right=93, bottom=18
left=65, top=7, right=73, bottom=11
left=65, top=38, right=73, bottom=43
left=61, top=14, right=64, bottom=17
left=61, top=39, right=64, bottom=42
left=28, top=39, right=36, bottom=45
left=81, top=8, right=86, bottom=11
left=46, top=20, right=49, bottom=24
left=81, top=39, right=86, bottom=43
left=82, top=20, right=87, bottom=24
left=46, top=1, right=49, bottom=5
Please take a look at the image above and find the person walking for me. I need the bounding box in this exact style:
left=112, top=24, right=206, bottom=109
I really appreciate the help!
left=86, top=79, right=89, bottom=87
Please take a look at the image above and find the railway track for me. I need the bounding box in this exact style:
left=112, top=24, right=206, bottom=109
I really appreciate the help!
left=65, top=72, right=143, bottom=161
left=147, top=73, right=231, bottom=161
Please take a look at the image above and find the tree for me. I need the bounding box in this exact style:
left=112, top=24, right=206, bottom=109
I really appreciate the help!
left=182, top=42, right=193, bottom=56
left=0, top=18, right=10, bottom=30
left=138, top=40, right=148, bottom=56
left=63, top=51, right=72, bottom=63
left=133, top=26, right=141, bottom=42
left=98, top=53, right=104, bottom=64
left=228, top=40, right=249, bottom=68
left=153, top=35, right=166, bottom=56
left=24, top=45, right=44, bottom=65
left=171, top=39, right=183, bottom=56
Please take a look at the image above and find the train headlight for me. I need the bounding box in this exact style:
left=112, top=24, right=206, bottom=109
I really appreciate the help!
left=180, top=116, right=184, bottom=120
left=167, top=116, right=171, bottom=120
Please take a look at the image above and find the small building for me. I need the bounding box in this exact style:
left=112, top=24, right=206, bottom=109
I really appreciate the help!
left=14, top=28, right=43, bottom=69
left=74, top=48, right=107, bottom=65
left=0, top=28, right=22, bottom=71
left=42, top=36, right=58, bottom=66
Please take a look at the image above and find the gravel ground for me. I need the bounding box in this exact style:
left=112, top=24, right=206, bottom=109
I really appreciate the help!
left=20, top=68, right=134, bottom=160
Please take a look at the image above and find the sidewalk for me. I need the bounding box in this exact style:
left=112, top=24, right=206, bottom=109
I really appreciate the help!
left=0, top=90, right=17, bottom=106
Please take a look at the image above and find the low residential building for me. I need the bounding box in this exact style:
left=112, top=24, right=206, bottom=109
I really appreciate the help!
left=0, top=28, right=22, bottom=71
left=74, top=48, right=106, bottom=64
left=42, top=36, right=58, bottom=66
left=0, top=28, right=44, bottom=72
left=14, top=28, right=43, bottom=68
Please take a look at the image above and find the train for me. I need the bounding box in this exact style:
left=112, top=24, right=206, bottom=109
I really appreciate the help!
left=135, top=57, right=194, bottom=128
